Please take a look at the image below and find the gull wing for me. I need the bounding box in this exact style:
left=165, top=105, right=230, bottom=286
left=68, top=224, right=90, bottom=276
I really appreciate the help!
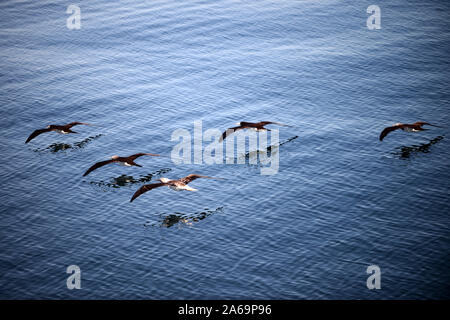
left=66, top=122, right=93, bottom=128
left=130, top=183, right=167, bottom=202
left=413, top=121, right=441, bottom=128
left=83, top=159, right=114, bottom=176
left=179, top=174, right=216, bottom=184
left=219, top=126, right=245, bottom=142
left=25, top=128, right=53, bottom=143
left=379, top=125, right=403, bottom=141
left=258, top=121, right=291, bottom=127
left=128, top=153, right=160, bottom=161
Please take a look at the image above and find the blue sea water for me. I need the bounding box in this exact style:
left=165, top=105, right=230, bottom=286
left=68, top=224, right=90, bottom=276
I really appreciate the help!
left=0, top=0, right=449, bottom=299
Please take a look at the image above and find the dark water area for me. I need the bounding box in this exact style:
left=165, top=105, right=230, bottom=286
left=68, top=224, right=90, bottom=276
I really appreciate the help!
left=0, top=0, right=449, bottom=299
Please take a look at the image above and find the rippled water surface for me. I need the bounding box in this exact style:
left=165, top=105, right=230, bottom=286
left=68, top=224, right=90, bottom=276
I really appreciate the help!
left=0, top=0, right=449, bottom=299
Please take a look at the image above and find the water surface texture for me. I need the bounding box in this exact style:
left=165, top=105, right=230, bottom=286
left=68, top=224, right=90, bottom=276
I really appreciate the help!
left=0, top=0, right=449, bottom=299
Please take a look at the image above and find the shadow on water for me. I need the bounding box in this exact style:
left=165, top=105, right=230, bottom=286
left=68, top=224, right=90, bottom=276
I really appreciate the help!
left=143, top=207, right=224, bottom=228
left=88, top=168, right=172, bottom=189
left=32, top=134, right=104, bottom=153
left=227, top=135, right=299, bottom=164
left=241, top=135, right=299, bottom=163
left=392, top=135, right=444, bottom=160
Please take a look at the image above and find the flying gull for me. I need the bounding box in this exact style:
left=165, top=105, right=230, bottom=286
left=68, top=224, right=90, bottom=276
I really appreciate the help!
left=25, top=122, right=93, bottom=143
left=379, top=121, right=441, bottom=141
left=219, top=121, right=290, bottom=141
left=130, top=174, right=222, bottom=202
left=83, top=153, right=161, bottom=176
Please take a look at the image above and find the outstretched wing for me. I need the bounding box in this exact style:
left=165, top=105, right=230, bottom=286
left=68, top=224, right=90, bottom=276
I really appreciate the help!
left=130, top=183, right=166, bottom=202
left=25, top=128, right=52, bottom=143
left=379, top=125, right=402, bottom=141
left=128, top=153, right=160, bottom=161
left=219, top=126, right=245, bottom=142
left=179, top=174, right=214, bottom=184
left=413, top=121, right=441, bottom=128
left=83, top=159, right=114, bottom=176
left=258, top=121, right=291, bottom=127
left=66, top=122, right=92, bottom=128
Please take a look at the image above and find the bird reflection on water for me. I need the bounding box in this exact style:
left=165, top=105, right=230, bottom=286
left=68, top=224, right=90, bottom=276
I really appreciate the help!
left=241, top=135, right=299, bottom=161
left=88, top=168, right=172, bottom=189
left=31, top=134, right=104, bottom=153
left=392, top=136, right=444, bottom=159
left=143, top=207, right=224, bottom=228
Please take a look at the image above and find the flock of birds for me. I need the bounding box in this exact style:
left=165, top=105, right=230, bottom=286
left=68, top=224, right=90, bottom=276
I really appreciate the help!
left=25, top=120, right=441, bottom=202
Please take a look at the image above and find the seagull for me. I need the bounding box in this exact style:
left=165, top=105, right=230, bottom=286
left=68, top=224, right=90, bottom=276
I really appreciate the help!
left=83, top=153, right=161, bottom=176
left=130, top=174, right=222, bottom=202
left=219, top=121, right=291, bottom=141
left=25, top=122, right=93, bottom=143
left=379, top=121, right=441, bottom=141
